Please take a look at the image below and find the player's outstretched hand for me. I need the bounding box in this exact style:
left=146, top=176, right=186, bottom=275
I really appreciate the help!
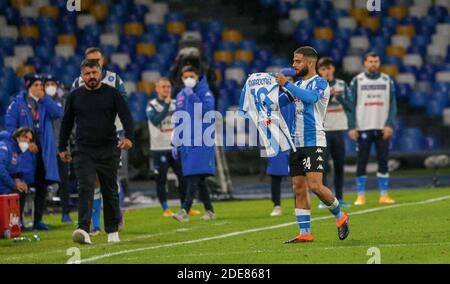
left=118, top=138, right=133, bottom=150
left=275, top=73, right=288, bottom=86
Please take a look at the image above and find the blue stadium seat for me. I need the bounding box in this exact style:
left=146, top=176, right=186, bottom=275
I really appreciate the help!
left=3, top=6, right=19, bottom=25
left=396, top=83, right=412, bottom=101
left=145, top=24, right=166, bottom=40
left=240, top=40, right=257, bottom=52
left=0, top=39, right=16, bottom=56
left=165, top=12, right=185, bottom=23
left=353, top=27, right=372, bottom=37
left=426, top=99, right=445, bottom=117
left=424, top=135, right=442, bottom=151
left=428, top=6, right=448, bottom=22
left=187, top=21, right=202, bottom=32
left=294, top=27, right=312, bottom=44
left=409, top=91, right=427, bottom=109
left=399, top=65, right=419, bottom=78
left=276, top=0, right=292, bottom=17
left=418, top=64, right=437, bottom=82
left=255, top=49, right=273, bottom=64
left=431, top=90, right=450, bottom=106
left=411, top=35, right=430, bottom=48
left=311, top=39, right=330, bottom=55
left=335, top=28, right=352, bottom=40
left=432, top=82, right=450, bottom=93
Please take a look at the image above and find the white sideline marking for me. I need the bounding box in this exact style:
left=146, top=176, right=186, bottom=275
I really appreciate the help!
left=79, top=195, right=450, bottom=263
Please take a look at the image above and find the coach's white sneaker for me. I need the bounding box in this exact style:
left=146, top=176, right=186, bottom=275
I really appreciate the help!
left=270, top=206, right=282, bottom=216
left=72, top=229, right=92, bottom=245
left=107, top=232, right=121, bottom=243
left=201, top=210, right=216, bottom=221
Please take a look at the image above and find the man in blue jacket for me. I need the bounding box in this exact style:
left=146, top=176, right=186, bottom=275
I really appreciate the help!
left=172, top=66, right=216, bottom=222
left=0, top=128, right=33, bottom=196
left=5, top=73, right=62, bottom=230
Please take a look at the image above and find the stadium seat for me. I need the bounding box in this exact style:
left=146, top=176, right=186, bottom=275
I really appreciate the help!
left=145, top=13, right=164, bottom=25
left=165, top=21, right=185, bottom=36
left=436, top=71, right=450, bottom=82
left=403, top=54, right=423, bottom=68
left=289, top=8, right=309, bottom=23
left=386, top=46, right=406, bottom=58
left=380, top=64, right=400, bottom=77
left=427, top=99, right=446, bottom=117
left=350, top=8, right=368, bottom=23
left=391, top=35, right=411, bottom=49
left=57, top=34, right=77, bottom=47
left=141, top=71, right=160, bottom=82
left=396, top=25, right=416, bottom=37
left=124, top=22, right=145, bottom=36
left=38, top=5, right=59, bottom=18
left=395, top=73, right=416, bottom=86
left=111, top=53, right=131, bottom=70
left=278, top=19, right=296, bottom=36
left=11, top=0, right=30, bottom=9
left=19, top=25, right=39, bottom=40
left=225, top=68, right=246, bottom=85
left=136, top=42, right=156, bottom=57
left=222, top=30, right=242, bottom=44
left=214, top=50, right=233, bottom=64
left=14, top=45, right=33, bottom=63
left=342, top=55, right=363, bottom=74
left=234, top=50, right=254, bottom=63
left=350, top=36, right=369, bottom=51
left=337, top=17, right=357, bottom=30
left=409, top=91, right=427, bottom=109
left=314, top=27, right=334, bottom=41
left=90, top=4, right=109, bottom=22
left=55, top=44, right=75, bottom=59
left=137, top=81, right=155, bottom=95
left=388, top=6, right=408, bottom=19
left=396, top=83, right=412, bottom=100
left=16, top=65, right=36, bottom=77
left=362, top=16, right=380, bottom=32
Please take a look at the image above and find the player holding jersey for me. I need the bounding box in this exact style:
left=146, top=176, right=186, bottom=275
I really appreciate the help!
left=276, top=46, right=349, bottom=243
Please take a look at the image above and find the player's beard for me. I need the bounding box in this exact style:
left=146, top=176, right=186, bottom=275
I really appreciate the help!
left=297, top=66, right=308, bottom=77
left=87, top=78, right=99, bottom=89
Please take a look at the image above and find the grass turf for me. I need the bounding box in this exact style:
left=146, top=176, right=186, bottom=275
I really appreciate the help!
left=1, top=188, right=450, bottom=264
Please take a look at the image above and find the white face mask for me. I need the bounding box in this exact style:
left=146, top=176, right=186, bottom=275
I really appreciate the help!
left=18, top=142, right=29, bottom=153
left=183, top=77, right=197, bottom=88
left=45, top=86, right=57, bottom=97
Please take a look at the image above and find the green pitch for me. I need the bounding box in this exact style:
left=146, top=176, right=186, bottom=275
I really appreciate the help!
left=1, top=188, right=450, bottom=264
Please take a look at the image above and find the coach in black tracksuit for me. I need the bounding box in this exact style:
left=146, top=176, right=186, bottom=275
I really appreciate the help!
left=58, top=60, right=134, bottom=236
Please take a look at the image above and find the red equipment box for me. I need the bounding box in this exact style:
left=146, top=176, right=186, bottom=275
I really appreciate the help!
left=0, top=194, right=21, bottom=238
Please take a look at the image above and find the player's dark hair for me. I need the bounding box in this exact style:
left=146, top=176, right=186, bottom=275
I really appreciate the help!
left=364, top=51, right=379, bottom=61
left=317, top=57, right=335, bottom=68
left=294, top=46, right=319, bottom=60
left=12, top=127, right=33, bottom=140
left=80, top=59, right=101, bottom=71
left=181, top=65, right=199, bottom=76
left=85, top=47, right=102, bottom=57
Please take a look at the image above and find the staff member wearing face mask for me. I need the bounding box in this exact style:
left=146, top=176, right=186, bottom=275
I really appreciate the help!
left=5, top=74, right=63, bottom=231
left=172, top=66, right=216, bottom=222
left=0, top=127, right=32, bottom=198
left=44, top=74, right=72, bottom=223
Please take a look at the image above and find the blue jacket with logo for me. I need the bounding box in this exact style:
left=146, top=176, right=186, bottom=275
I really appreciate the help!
left=0, top=131, right=22, bottom=194
left=5, top=91, right=62, bottom=184
left=174, top=77, right=215, bottom=176
left=266, top=103, right=296, bottom=176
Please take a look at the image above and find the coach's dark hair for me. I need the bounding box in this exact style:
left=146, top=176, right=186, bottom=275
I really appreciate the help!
left=12, top=127, right=33, bottom=139
left=80, top=59, right=101, bottom=71
left=85, top=47, right=102, bottom=57
left=181, top=65, right=199, bottom=76
left=294, top=46, right=319, bottom=60
left=364, top=51, right=379, bottom=61
left=317, top=57, right=335, bottom=68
